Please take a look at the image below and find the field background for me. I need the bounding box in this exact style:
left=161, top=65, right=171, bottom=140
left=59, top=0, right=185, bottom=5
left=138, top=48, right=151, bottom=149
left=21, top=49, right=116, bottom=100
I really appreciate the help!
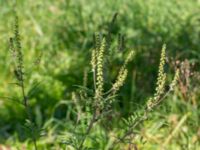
left=0, top=0, right=200, bottom=149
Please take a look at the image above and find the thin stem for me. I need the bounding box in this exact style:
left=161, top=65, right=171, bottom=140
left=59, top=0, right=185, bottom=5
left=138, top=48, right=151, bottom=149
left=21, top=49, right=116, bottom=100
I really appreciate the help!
left=21, top=81, right=27, bottom=107
left=20, top=78, right=38, bottom=150
left=78, top=111, right=97, bottom=150
left=110, top=89, right=172, bottom=149
left=33, top=138, right=38, bottom=150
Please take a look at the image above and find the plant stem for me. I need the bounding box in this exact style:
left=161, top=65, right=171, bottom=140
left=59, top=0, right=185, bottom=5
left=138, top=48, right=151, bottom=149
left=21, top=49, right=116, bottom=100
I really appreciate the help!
left=78, top=111, right=97, bottom=150
left=110, top=90, right=173, bottom=149
left=20, top=79, right=38, bottom=150
left=33, top=138, right=38, bottom=150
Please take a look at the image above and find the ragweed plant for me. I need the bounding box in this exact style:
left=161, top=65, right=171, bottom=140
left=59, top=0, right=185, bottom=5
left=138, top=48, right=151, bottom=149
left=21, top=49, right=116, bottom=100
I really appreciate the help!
left=94, top=38, right=106, bottom=111
left=8, top=15, right=42, bottom=150
left=112, top=50, right=134, bottom=94
left=110, top=45, right=179, bottom=149
left=147, top=45, right=179, bottom=110
left=63, top=33, right=135, bottom=150
left=61, top=14, right=179, bottom=150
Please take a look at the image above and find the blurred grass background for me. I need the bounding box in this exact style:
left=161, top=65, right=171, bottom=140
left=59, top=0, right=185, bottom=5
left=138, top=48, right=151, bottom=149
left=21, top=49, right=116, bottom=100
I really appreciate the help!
left=0, top=0, right=199, bottom=149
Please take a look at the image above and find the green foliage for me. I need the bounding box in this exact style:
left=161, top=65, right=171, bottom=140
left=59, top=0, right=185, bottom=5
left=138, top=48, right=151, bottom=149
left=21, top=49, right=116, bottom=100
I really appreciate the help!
left=0, top=0, right=199, bottom=149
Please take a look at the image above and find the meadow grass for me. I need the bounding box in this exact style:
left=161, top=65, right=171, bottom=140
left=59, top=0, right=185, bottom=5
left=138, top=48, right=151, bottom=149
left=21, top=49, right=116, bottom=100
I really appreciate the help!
left=0, top=0, right=199, bottom=149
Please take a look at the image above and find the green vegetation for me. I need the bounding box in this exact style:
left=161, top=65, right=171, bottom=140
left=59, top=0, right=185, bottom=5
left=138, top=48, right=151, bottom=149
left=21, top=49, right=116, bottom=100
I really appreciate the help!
left=0, top=0, right=199, bottom=149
